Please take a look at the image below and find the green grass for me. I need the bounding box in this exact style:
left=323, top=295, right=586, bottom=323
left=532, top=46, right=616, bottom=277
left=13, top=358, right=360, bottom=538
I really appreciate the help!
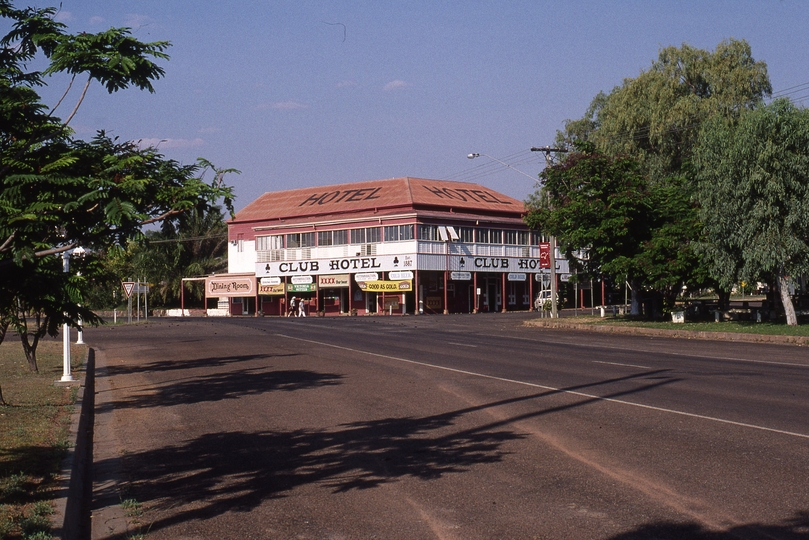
left=0, top=338, right=85, bottom=540
left=120, top=498, right=142, bottom=518
left=565, top=315, right=809, bottom=337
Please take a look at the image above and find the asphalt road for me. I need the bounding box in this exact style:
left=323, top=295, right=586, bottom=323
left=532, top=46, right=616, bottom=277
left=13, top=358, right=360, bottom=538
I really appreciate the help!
left=87, top=313, right=809, bottom=540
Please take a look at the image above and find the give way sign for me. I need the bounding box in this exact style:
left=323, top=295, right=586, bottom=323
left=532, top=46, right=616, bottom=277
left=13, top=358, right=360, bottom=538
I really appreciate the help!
left=121, top=282, right=135, bottom=298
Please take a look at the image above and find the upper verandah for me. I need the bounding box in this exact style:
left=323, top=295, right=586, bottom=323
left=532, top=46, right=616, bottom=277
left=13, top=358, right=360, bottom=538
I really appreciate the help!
left=230, top=178, right=527, bottom=225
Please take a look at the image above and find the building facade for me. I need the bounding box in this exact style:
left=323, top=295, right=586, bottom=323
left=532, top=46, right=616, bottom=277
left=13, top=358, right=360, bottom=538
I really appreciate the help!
left=221, top=177, right=550, bottom=316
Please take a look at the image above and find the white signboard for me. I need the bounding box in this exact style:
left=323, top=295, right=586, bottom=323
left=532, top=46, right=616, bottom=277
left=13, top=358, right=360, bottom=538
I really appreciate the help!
left=507, top=273, right=527, bottom=281
left=260, top=276, right=281, bottom=286
left=318, top=274, right=350, bottom=288
left=257, top=254, right=415, bottom=277
left=354, top=272, right=379, bottom=282
left=389, top=270, right=414, bottom=280
left=291, top=275, right=313, bottom=284
left=450, top=271, right=471, bottom=281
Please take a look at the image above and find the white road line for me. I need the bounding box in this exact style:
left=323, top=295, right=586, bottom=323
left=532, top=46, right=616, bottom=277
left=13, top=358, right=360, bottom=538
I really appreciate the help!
left=593, top=360, right=651, bottom=370
left=447, top=342, right=477, bottom=348
left=277, top=333, right=809, bottom=441
left=481, top=332, right=809, bottom=369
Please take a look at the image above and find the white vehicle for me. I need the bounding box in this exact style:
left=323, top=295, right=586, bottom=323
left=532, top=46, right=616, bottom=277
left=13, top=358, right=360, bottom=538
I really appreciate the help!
left=534, top=290, right=555, bottom=310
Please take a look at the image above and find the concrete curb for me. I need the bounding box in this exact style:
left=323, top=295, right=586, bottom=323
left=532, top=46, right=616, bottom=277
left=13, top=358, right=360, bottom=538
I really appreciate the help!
left=52, top=348, right=95, bottom=540
left=524, top=319, right=809, bottom=346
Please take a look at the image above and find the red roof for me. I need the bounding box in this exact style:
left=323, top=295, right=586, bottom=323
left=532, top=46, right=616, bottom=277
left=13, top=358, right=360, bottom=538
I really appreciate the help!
left=231, top=178, right=526, bottom=225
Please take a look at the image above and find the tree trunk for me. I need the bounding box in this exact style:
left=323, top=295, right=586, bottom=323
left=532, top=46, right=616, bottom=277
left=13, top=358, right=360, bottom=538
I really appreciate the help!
left=716, top=287, right=731, bottom=311
left=20, top=331, right=39, bottom=372
left=0, top=383, right=5, bottom=406
left=630, top=278, right=643, bottom=316
left=776, top=271, right=798, bottom=326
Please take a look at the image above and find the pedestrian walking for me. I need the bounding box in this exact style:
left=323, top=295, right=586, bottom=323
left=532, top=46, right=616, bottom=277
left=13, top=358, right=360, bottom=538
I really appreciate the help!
left=287, top=296, right=297, bottom=317
left=298, top=297, right=306, bottom=317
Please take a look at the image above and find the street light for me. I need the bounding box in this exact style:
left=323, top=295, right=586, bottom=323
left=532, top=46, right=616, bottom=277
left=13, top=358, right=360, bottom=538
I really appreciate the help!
left=468, top=151, right=542, bottom=315
left=59, top=246, right=85, bottom=382
left=60, top=249, right=74, bottom=382
left=73, top=246, right=86, bottom=345
left=468, top=149, right=566, bottom=318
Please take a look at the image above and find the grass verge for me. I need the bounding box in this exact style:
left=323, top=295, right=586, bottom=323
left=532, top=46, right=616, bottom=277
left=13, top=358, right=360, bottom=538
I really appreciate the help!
left=545, top=314, right=809, bottom=338
left=0, top=338, right=85, bottom=540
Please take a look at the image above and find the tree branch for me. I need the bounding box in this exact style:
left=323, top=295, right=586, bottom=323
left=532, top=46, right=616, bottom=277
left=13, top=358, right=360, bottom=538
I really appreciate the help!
left=49, top=73, right=76, bottom=118
left=63, top=75, right=91, bottom=127
left=141, top=209, right=183, bottom=226
left=33, top=243, right=77, bottom=258
left=0, top=232, right=15, bottom=253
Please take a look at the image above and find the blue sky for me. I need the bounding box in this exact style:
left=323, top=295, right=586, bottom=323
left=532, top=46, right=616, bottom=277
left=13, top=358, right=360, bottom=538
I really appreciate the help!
left=28, top=1, right=809, bottom=210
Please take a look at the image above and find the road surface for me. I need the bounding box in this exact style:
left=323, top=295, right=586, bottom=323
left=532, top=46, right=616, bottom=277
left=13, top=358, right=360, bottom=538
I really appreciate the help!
left=88, top=313, right=809, bottom=539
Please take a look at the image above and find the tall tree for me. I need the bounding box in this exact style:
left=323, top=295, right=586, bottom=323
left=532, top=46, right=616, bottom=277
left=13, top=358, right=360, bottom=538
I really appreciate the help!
left=0, top=2, right=235, bottom=384
left=526, top=143, right=705, bottom=316
left=550, top=39, right=772, bottom=306
left=694, top=99, right=809, bottom=325
left=526, top=144, right=651, bottom=315
left=559, top=39, right=771, bottom=180
left=121, top=205, right=231, bottom=308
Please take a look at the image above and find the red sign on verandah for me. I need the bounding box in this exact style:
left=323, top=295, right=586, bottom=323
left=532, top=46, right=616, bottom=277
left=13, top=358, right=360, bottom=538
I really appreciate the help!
left=538, top=242, right=551, bottom=269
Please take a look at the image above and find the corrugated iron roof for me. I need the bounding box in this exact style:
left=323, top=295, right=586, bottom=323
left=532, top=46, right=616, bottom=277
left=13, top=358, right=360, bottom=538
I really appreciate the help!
left=231, top=177, right=526, bottom=224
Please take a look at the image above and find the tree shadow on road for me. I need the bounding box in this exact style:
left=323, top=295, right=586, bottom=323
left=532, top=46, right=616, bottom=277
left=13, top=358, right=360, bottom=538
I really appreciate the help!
left=99, top=414, right=525, bottom=536
left=95, top=370, right=691, bottom=536
left=103, top=352, right=300, bottom=376
left=99, top=366, right=343, bottom=410
left=604, top=512, right=809, bottom=539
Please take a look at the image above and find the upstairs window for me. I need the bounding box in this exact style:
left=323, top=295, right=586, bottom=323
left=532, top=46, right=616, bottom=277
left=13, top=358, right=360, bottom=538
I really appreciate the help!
left=458, top=227, right=474, bottom=243
left=418, top=225, right=437, bottom=241
left=384, top=225, right=414, bottom=242
left=256, top=235, right=283, bottom=250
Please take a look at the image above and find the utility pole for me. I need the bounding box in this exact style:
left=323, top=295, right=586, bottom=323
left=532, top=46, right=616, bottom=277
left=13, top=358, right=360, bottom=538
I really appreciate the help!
left=531, top=146, right=568, bottom=318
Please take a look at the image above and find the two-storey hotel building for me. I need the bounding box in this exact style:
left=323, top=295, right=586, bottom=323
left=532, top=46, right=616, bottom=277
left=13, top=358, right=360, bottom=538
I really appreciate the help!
left=217, top=177, right=549, bottom=316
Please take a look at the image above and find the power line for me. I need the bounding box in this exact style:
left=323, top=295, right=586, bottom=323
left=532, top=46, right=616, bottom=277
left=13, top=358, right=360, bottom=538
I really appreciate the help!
left=443, top=81, right=809, bottom=185
left=146, top=234, right=227, bottom=244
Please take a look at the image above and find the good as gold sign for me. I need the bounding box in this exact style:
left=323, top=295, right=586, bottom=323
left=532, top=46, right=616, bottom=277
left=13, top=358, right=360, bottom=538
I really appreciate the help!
left=357, top=280, right=412, bottom=292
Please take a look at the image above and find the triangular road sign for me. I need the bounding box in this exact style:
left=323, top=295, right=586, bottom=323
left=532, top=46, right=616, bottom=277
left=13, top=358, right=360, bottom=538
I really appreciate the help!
left=122, top=281, right=135, bottom=298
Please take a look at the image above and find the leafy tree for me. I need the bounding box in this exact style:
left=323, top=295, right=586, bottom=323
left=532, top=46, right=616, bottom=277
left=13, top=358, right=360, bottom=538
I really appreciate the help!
left=106, top=204, right=231, bottom=308
left=525, top=143, right=704, bottom=317
left=694, top=99, right=809, bottom=325
left=0, top=2, right=235, bottom=387
left=559, top=39, right=771, bottom=179
left=551, top=40, right=772, bottom=306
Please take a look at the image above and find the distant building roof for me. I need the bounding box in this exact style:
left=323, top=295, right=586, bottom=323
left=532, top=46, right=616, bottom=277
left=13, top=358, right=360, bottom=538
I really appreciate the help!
left=231, top=177, right=527, bottom=226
